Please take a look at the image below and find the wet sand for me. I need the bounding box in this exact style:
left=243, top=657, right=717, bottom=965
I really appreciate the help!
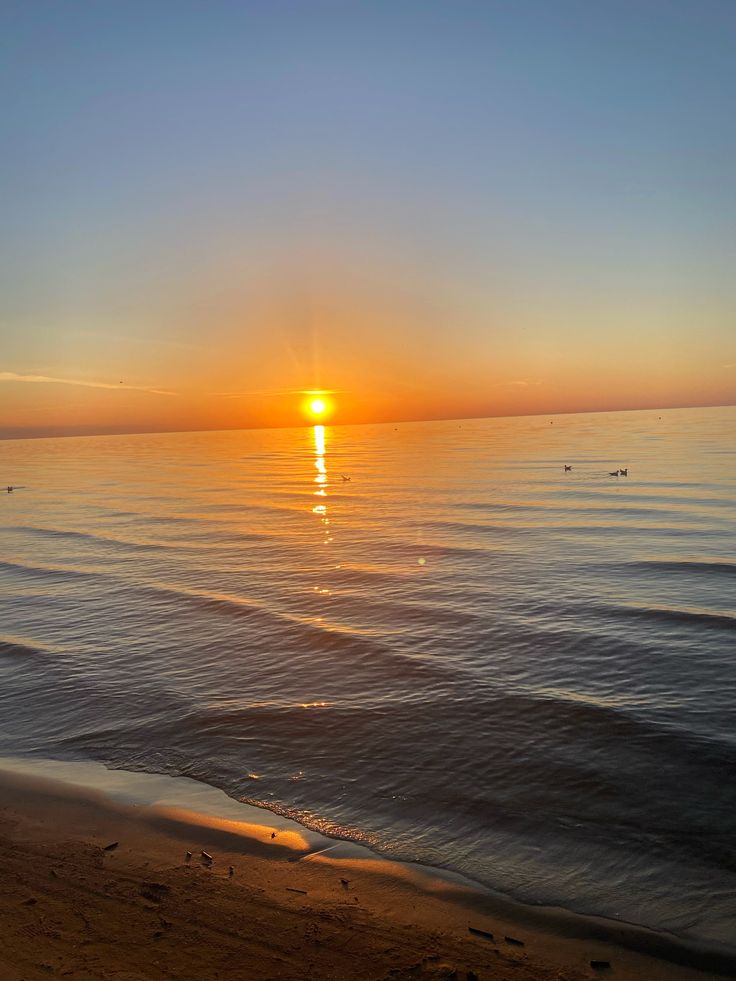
left=0, top=762, right=729, bottom=981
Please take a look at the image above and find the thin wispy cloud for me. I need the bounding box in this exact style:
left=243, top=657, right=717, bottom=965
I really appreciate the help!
left=497, top=379, right=542, bottom=389
left=214, top=388, right=346, bottom=399
left=0, top=372, right=177, bottom=396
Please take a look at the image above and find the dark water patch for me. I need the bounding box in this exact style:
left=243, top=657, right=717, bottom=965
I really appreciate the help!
left=8, top=522, right=276, bottom=553
left=589, top=602, right=736, bottom=633
left=453, top=499, right=731, bottom=521
left=346, top=535, right=500, bottom=561
left=0, top=557, right=102, bottom=583
left=0, top=639, right=54, bottom=660
left=622, top=559, right=736, bottom=579
left=5, top=524, right=172, bottom=553
left=419, top=517, right=729, bottom=539
left=112, top=512, right=198, bottom=526
left=559, top=523, right=727, bottom=538
left=116, top=581, right=460, bottom=689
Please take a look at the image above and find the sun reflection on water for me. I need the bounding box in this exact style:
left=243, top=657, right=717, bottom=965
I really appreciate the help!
left=313, top=427, right=330, bottom=548
left=311, top=424, right=334, bottom=590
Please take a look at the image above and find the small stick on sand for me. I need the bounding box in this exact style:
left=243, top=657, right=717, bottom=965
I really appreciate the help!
left=468, top=926, right=494, bottom=941
left=286, top=887, right=307, bottom=895
left=103, top=841, right=119, bottom=851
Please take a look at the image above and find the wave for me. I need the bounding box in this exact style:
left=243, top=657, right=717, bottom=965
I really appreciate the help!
left=0, top=638, right=56, bottom=660
left=412, top=517, right=724, bottom=537
left=588, top=601, right=736, bottom=633
left=0, top=557, right=100, bottom=582
left=4, top=523, right=273, bottom=552
left=174, top=685, right=736, bottom=773
left=100, top=684, right=736, bottom=888
left=623, top=559, right=736, bottom=579
left=458, top=488, right=735, bottom=507
left=5, top=524, right=171, bottom=552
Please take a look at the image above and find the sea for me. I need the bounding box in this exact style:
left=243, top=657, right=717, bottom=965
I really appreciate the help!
left=1, top=405, right=734, bottom=952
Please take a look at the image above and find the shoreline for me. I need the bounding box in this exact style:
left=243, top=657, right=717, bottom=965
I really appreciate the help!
left=0, top=757, right=732, bottom=980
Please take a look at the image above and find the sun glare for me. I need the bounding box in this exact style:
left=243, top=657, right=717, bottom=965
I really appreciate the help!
left=302, top=392, right=334, bottom=422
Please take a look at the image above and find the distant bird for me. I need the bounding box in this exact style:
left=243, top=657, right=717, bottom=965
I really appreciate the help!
left=271, top=832, right=277, bottom=839
left=6, top=486, right=13, bottom=493
left=609, top=471, right=620, bottom=476
left=564, top=465, right=572, bottom=472
left=341, top=474, right=351, bottom=482
left=619, top=468, right=628, bottom=476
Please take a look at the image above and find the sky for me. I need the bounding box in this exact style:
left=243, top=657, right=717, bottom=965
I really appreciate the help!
left=1, top=0, right=735, bottom=437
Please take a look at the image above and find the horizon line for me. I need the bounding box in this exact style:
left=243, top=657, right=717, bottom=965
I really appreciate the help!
left=1, top=399, right=734, bottom=443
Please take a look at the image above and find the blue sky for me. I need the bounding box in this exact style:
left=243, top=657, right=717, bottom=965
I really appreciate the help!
left=1, top=0, right=734, bottom=434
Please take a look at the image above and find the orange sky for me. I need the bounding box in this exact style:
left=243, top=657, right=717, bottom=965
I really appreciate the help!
left=2, top=3, right=735, bottom=438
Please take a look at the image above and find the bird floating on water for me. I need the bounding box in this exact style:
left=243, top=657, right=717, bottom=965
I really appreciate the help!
left=619, top=468, right=628, bottom=476
left=341, top=474, right=351, bottom=482
left=564, top=465, right=572, bottom=472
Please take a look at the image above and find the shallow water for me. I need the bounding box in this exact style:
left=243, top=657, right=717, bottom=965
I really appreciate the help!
left=1, top=406, right=735, bottom=948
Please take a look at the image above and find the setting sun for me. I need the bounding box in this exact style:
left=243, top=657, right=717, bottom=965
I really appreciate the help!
left=302, top=393, right=334, bottom=422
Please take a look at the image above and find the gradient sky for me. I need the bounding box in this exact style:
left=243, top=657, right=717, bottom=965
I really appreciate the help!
left=1, top=0, right=735, bottom=437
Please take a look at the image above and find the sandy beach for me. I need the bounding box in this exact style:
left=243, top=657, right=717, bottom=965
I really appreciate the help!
left=0, top=761, right=729, bottom=981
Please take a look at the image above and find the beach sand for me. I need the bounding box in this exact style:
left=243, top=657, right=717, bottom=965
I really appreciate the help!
left=0, top=763, right=728, bottom=981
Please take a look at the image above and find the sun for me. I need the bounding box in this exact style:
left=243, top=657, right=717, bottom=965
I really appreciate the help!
left=302, top=392, right=334, bottom=421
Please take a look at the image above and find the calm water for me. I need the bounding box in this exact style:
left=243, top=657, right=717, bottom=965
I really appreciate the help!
left=1, top=407, right=735, bottom=949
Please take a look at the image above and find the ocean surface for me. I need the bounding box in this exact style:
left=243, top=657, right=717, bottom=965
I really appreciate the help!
left=1, top=406, right=735, bottom=950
